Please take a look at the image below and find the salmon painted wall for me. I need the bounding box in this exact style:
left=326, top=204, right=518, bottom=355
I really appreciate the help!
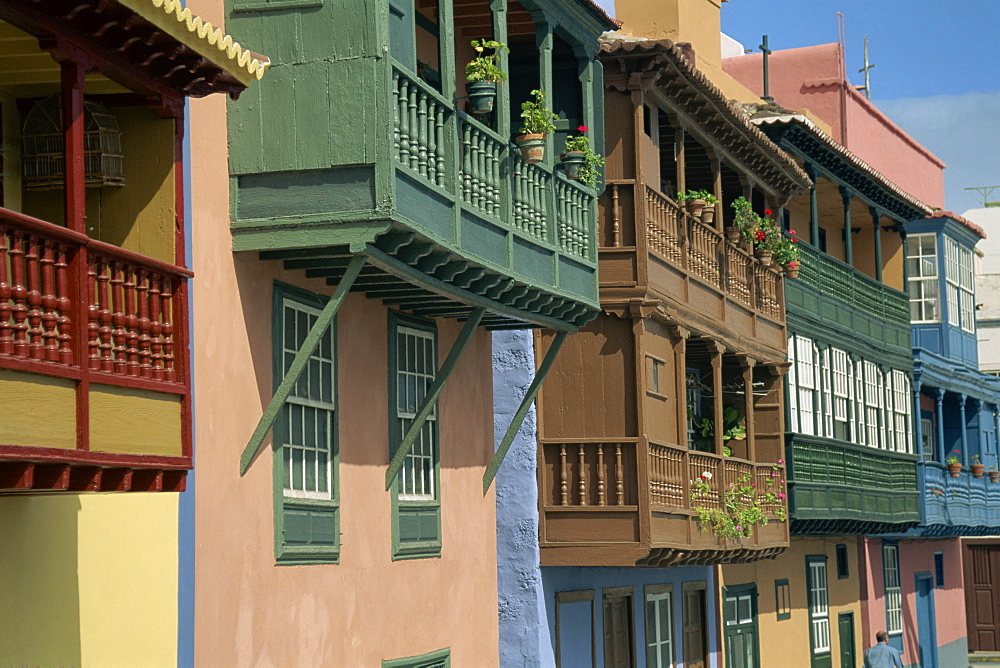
left=186, top=8, right=500, bottom=662
left=0, top=494, right=179, bottom=666
left=722, top=43, right=945, bottom=208
left=720, top=537, right=864, bottom=667
left=860, top=538, right=968, bottom=667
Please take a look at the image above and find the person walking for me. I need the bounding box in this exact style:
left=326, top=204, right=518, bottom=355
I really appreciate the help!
left=863, top=631, right=903, bottom=668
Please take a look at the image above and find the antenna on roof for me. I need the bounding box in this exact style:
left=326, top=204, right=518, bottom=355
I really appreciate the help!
left=965, top=185, right=1000, bottom=208
left=857, top=35, right=876, bottom=99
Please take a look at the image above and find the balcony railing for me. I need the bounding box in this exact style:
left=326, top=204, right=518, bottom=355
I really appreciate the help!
left=793, top=242, right=910, bottom=328
left=0, top=208, right=188, bottom=387
left=920, top=462, right=1000, bottom=535
left=644, top=187, right=783, bottom=320
left=391, top=63, right=595, bottom=266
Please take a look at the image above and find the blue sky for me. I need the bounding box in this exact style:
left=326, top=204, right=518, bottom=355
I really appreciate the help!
left=594, top=0, right=1000, bottom=213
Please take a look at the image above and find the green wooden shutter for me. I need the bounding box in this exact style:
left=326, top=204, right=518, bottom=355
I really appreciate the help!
left=388, top=0, right=416, bottom=70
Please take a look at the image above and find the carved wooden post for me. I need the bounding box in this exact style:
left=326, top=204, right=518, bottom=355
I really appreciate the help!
left=708, top=340, right=726, bottom=457
left=741, top=356, right=756, bottom=462
left=0, top=227, right=11, bottom=355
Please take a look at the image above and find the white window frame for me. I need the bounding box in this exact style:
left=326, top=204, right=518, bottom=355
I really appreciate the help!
left=855, top=358, right=866, bottom=446
left=821, top=346, right=833, bottom=437
left=906, top=233, right=939, bottom=323
left=884, top=544, right=903, bottom=636
left=281, top=297, right=336, bottom=501
left=787, top=335, right=799, bottom=433
left=864, top=361, right=881, bottom=448
left=797, top=336, right=816, bottom=436
left=395, top=324, right=438, bottom=501
left=645, top=587, right=674, bottom=668
left=832, top=348, right=850, bottom=425
left=808, top=559, right=831, bottom=655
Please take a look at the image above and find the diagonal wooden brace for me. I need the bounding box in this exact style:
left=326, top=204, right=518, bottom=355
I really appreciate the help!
left=239, top=255, right=367, bottom=476
left=385, top=307, right=486, bottom=490
left=482, top=330, right=567, bottom=494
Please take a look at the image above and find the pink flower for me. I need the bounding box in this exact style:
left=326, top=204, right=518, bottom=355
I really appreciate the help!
left=751, top=483, right=757, bottom=488
left=789, top=229, right=796, bottom=235
left=578, top=125, right=588, bottom=132
left=735, top=525, right=743, bottom=531
left=780, top=479, right=785, bottom=484
left=777, top=459, right=785, bottom=464
left=778, top=493, right=786, bottom=499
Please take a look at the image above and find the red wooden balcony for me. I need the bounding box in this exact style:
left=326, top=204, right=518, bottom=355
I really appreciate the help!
left=0, top=208, right=191, bottom=492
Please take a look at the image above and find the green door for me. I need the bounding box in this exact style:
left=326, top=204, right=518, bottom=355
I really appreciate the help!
left=724, top=585, right=760, bottom=668
left=838, top=612, right=856, bottom=668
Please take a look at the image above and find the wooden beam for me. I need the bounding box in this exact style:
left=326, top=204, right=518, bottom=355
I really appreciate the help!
left=482, top=330, right=567, bottom=494
left=385, top=307, right=486, bottom=490
left=239, top=255, right=366, bottom=475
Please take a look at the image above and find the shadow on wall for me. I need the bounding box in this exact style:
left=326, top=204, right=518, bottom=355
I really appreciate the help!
left=0, top=495, right=82, bottom=664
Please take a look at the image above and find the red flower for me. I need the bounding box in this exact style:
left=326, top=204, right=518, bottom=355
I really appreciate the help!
left=578, top=125, right=588, bottom=132
left=755, top=230, right=766, bottom=241
left=764, top=208, right=773, bottom=216
left=791, top=238, right=797, bottom=243
left=789, top=229, right=796, bottom=235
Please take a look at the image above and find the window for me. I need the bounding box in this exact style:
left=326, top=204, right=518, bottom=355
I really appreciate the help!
left=864, top=361, right=882, bottom=448
left=273, top=284, right=339, bottom=563
left=821, top=347, right=833, bottom=437
left=944, top=237, right=976, bottom=332
left=390, top=312, right=441, bottom=559
left=645, top=585, right=674, bottom=668
left=921, top=414, right=935, bottom=459
left=382, top=648, right=450, bottom=668
left=832, top=348, right=849, bottom=424
left=934, top=552, right=945, bottom=588
left=648, top=356, right=667, bottom=397
left=892, top=370, right=912, bottom=454
left=787, top=335, right=798, bottom=433
left=775, top=579, right=791, bottom=621
left=604, top=587, right=636, bottom=668
left=807, top=557, right=831, bottom=656
left=855, top=358, right=867, bottom=447
left=796, top=336, right=816, bottom=436
left=906, top=234, right=939, bottom=322
left=836, top=544, right=849, bottom=579
left=884, top=544, right=903, bottom=637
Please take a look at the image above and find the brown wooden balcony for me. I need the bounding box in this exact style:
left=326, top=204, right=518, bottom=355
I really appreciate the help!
left=0, top=209, right=190, bottom=492
left=538, top=436, right=789, bottom=567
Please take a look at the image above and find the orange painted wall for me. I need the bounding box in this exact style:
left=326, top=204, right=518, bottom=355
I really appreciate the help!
left=186, top=3, right=499, bottom=661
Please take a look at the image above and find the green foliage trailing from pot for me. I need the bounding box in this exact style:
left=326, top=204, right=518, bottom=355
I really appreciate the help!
left=562, top=125, right=604, bottom=188
left=676, top=189, right=719, bottom=205
left=689, top=406, right=745, bottom=456
left=690, top=461, right=788, bottom=540
left=519, top=89, right=558, bottom=135
left=465, top=39, right=509, bottom=83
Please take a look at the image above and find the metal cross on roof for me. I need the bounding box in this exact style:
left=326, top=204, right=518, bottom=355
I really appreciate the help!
left=857, top=34, right=876, bottom=99
left=759, top=35, right=775, bottom=104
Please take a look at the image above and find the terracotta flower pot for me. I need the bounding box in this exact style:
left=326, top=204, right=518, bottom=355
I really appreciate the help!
left=516, top=133, right=546, bottom=164
left=972, top=463, right=985, bottom=478
left=989, top=471, right=1000, bottom=483
left=725, top=226, right=741, bottom=244
left=784, top=265, right=800, bottom=279
left=947, top=463, right=962, bottom=478
left=560, top=150, right=586, bottom=179
left=466, top=81, right=497, bottom=115
left=684, top=198, right=706, bottom=218
left=701, top=207, right=716, bottom=225
left=755, top=248, right=773, bottom=267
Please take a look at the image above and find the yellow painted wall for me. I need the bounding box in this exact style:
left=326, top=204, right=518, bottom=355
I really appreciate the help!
left=0, top=368, right=75, bottom=449
left=720, top=537, right=864, bottom=667
left=0, top=493, right=178, bottom=666
left=89, top=384, right=182, bottom=456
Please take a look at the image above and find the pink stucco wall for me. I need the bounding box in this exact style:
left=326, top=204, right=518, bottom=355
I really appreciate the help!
left=859, top=537, right=966, bottom=665
left=186, top=3, right=500, bottom=663
left=723, top=43, right=946, bottom=208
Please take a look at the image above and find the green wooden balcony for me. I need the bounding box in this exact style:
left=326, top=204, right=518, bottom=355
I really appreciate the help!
left=786, top=434, right=920, bottom=534
left=786, top=243, right=910, bottom=351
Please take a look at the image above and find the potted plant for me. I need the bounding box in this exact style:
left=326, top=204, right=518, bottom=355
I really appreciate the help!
left=989, top=466, right=1000, bottom=483
left=946, top=453, right=962, bottom=478
left=516, top=89, right=558, bottom=164
left=771, top=227, right=801, bottom=277
left=689, top=406, right=746, bottom=456
left=730, top=196, right=765, bottom=246
left=677, top=190, right=716, bottom=219
left=561, top=125, right=604, bottom=188
left=465, top=39, right=509, bottom=115
left=971, top=454, right=985, bottom=478
left=690, top=462, right=787, bottom=540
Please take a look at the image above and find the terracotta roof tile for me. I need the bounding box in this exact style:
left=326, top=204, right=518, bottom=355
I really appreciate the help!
left=926, top=211, right=986, bottom=239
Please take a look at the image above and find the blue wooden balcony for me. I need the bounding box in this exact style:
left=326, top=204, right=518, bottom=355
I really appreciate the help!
left=917, top=462, right=1000, bottom=536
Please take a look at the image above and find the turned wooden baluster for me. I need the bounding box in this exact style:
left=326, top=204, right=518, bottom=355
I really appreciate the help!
left=615, top=443, right=624, bottom=505
left=123, top=265, right=139, bottom=375
left=110, top=261, right=127, bottom=373
left=0, top=227, right=12, bottom=355
left=95, top=259, right=113, bottom=371
left=148, top=275, right=163, bottom=380
left=9, top=231, right=28, bottom=356
left=24, top=235, right=44, bottom=359
left=86, top=258, right=100, bottom=369
left=559, top=444, right=568, bottom=506
left=54, top=244, right=73, bottom=364
left=161, top=277, right=175, bottom=382
left=136, top=269, right=152, bottom=377
left=39, top=240, right=59, bottom=361
left=597, top=443, right=606, bottom=506
left=578, top=444, right=587, bottom=506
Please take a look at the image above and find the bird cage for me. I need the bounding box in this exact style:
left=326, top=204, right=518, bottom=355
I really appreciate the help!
left=22, top=95, right=125, bottom=191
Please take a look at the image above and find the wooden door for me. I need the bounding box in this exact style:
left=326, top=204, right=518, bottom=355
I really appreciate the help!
left=604, top=591, right=635, bottom=668
left=682, top=587, right=707, bottom=668
left=966, top=543, right=1000, bottom=652
left=724, top=586, right=760, bottom=668
left=838, top=612, right=856, bottom=668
